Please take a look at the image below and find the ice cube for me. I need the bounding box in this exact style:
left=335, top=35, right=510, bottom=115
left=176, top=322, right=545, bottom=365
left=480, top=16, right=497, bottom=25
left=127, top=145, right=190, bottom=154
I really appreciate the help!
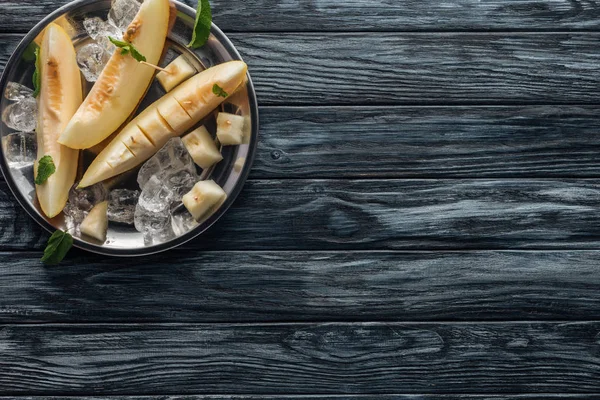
left=64, top=202, right=85, bottom=220
left=134, top=176, right=176, bottom=244
left=136, top=157, right=160, bottom=190
left=76, top=43, right=111, bottom=82
left=83, top=17, right=121, bottom=53
left=108, top=0, right=142, bottom=32
left=2, top=97, right=37, bottom=132
left=107, top=189, right=139, bottom=224
left=63, top=201, right=86, bottom=236
left=138, top=175, right=174, bottom=213
left=171, top=204, right=198, bottom=236
left=83, top=17, right=107, bottom=40
left=164, top=170, right=197, bottom=201
left=134, top=205, right=171, bottom=235
left=4, top=82, right=34, bottom=102
left=135, top=203, right=174, bottom=244
left=2, top=132, right=36, bottom=166
left=143, top=224, right=175, bottom=246
left=137, top=137, right=198, bottom=190
left=68, top=183, right=107, bottom=213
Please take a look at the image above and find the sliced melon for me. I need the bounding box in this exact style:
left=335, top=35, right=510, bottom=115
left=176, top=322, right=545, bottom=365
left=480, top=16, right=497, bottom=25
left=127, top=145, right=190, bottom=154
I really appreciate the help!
left=216, top=112, right=245, bottom=145
left=58, top=0, right=170, bottom=149
left=79, top=61, right=248, bottom=187
left=80, top=201, right=108, bottom=241
left=136, top=108, right=177, bottom=147
left=157, top=55, right=197, bottom=92
left=234, top=157, right=246, bottom=172
left=182, top=126, right=222, bottom=169
left=35, top=23, right=82, bottom=218
left=182, top=180, right=227, bottom=221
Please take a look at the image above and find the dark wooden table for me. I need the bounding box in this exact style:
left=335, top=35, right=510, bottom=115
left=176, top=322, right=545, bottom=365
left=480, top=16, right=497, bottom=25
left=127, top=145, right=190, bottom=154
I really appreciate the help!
left=1, top=0, right=600, bottom=398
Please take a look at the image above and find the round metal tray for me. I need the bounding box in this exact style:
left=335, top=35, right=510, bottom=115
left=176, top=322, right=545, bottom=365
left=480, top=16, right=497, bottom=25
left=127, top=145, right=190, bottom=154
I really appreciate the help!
left=0, top=0, right=259, bottom=256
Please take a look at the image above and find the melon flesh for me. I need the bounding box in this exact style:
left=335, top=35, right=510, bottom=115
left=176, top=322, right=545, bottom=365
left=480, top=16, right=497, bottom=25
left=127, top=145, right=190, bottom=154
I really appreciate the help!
left=79, top=61, right=248, bottom=187
left=35, top=23, right=82, bottom=218
left=58, top=0, right=170, bottom=149
left=80, top=201, right=109, bottom=241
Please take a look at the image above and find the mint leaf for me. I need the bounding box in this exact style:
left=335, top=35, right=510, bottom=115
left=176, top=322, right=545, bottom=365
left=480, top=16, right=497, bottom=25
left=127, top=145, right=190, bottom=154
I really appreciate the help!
left=212, top=83, right=228, bottom=98
left=22, top=42, right=39, bottom=62
left=109, top=36, right=147, bottom=62
left=35, top=155, right=56, bottom=185
left=127, top=44, right=147, bottom=62
left=41, top=230, right=73, bottom=265
left=32, top=46, right=41, bottom=97
left=108, top=36, right=129, bottom=48
left=188, top=0, right=212, bottom=49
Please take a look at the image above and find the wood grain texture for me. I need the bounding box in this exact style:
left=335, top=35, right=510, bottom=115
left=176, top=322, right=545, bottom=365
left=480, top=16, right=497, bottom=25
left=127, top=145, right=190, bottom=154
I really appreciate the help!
left=254, top=106, right=600, bottom=178
left=4, top=33, right=600, bottom=105
left=1, top=179, right=600, bottom=251
left=0, top=322, right=599, bottom=394
left=194, top=179, right=600, bottom=250
left=1, top=250, right=599, bottom=323
left=3, top=396, right=600, bottom=400
left=230, top=33, right=600, bottom=105
left=2, top=0, right=600, bottom=33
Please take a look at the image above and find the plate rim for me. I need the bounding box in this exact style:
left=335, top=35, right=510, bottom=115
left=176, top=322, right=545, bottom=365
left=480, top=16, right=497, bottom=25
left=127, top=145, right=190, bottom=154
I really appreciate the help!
left=0, top=0, right=260, bottom=257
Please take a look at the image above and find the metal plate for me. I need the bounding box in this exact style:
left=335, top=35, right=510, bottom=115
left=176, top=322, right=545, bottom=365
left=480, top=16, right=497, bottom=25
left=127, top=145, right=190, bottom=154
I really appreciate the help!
left=0, top=0, right=259, bottom=256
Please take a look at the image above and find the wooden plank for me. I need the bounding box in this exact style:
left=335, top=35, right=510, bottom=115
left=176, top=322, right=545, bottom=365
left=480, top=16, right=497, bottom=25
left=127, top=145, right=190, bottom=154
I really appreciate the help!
left=1, top=179, right=600, bottom=251
left=4, top=33, right=600, bottom=105
left=2, top=0, right=600, bottom=33
left=187, top=179, right=600, bottom=250
left=229, top=33, right=600, bottom=105
left=254, top=106, right=600, bottom=178
left=0, top=322, right=598, bottom=394
left=1, top=250, right=599, bottom=323
left=2, top=396, right=599, bottom=400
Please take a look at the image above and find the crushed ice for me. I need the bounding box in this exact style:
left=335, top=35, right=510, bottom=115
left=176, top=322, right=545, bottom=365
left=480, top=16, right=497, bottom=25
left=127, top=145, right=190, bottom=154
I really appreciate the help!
left=78, top=0, right=141, bottom=81
left=135, top=138, right=200, bottom=244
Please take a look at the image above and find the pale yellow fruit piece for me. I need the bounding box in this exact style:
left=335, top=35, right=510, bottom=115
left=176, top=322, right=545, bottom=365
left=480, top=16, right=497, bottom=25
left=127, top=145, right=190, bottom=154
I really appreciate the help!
left=183, top=180, right=227, bottom=221
left=58, top=0, right=170, bottom=149
left=121, top=123, right=155, bottom=158
left=35, top=23, right=82, bottom=218
left=157, top=55, right=197, bottom=92
left=136, top=108, right=177, bottom=148
left=234, top=157, right=246, bottom=172
left=172, top=61, right=248, bottom=120
left=32, top=16, right=75, bottom=46
left=79, top=61, right=248, bottom=187
left=80, top=201, right=108, bottom=242
left=216, top=112, right=245, bottom=145
left=182, top=126, right=222, bottom=169
left=155, top=95, right=194, bottom=133
left=81, top=125, right=150, bottom=188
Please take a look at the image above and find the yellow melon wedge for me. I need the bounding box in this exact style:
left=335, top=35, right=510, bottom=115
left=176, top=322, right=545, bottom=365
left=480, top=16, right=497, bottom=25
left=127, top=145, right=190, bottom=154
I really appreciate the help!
left=79, top=61, right=248, bottom=188
left=58, top=0, right=170, bottom=149
left=80, top=201, right=109, bottom=242
left=35, top=24, right=83, bottom=218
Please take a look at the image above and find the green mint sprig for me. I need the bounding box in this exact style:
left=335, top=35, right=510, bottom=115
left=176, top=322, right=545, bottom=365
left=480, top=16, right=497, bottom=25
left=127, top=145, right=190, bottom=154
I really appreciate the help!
left=32, top=46, right=41, bottom=97
left=188, top=0, right=212, bottom=49
left=109, top=36, right=147, bottom=62
left=212, top=83, right=228, bottom=98
left=35, top=155, right=56, bottom=185
left=42, top=230, right=73, bottom=265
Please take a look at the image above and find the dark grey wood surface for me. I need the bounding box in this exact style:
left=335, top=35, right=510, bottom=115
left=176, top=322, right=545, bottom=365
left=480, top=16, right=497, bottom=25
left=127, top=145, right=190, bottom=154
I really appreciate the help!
left=1, top=179, right=600, bottom=251
left=1, top=250, right=599, bottom=323
left=1, top=322, right=599, bottom=395
left=3, top=0, right=600, bottom=33
left=3, top=397, right=600, bottom=400
left=1, top=0, right=600, bottom=398
left=4, top=33, right=600, bottom=105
